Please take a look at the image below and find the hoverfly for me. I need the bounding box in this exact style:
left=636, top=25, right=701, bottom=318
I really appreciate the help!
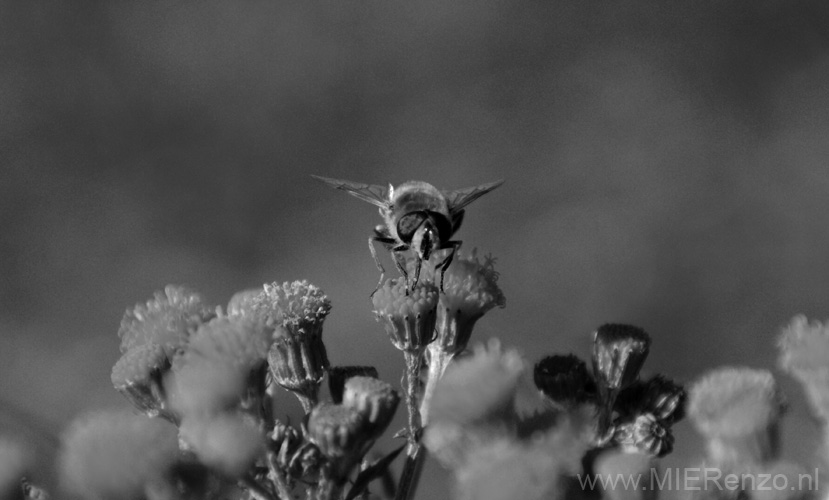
left=311, top=175, right=504, bottom=294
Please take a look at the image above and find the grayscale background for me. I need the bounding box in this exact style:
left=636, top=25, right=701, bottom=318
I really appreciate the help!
left=2, top=1, right=829, bottom=497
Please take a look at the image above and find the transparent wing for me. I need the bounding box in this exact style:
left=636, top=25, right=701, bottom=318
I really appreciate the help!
left=443, top=179, right=504, bottom=215
left=311, top=175, right=390, bottom=208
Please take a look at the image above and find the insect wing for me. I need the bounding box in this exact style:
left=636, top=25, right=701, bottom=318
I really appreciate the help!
left=311, top=175, right=390, bottom=208
left=443, top=179, right=504, bottom=215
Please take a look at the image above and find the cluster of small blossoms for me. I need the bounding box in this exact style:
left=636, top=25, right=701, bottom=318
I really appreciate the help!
left=684, top=366, right=812, bottom=500
left=370, top=250, right=507, bottom=500
left=62, top=280, right=405, bottom=500
left=423, top=323, right=685, bottom=500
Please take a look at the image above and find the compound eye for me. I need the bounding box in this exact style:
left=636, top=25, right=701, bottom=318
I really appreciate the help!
left=396, top=212, right=427, bottom=241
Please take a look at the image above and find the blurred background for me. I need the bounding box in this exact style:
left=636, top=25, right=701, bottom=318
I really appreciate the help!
left=2, top=0, right=829, bottom=497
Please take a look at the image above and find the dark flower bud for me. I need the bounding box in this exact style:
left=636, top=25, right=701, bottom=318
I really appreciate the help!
left=614, top=413, right=674, bottom=458
left=328, top=366, right=379, bottom=404
left=592, top=324, right=651, bottom=434
left=615, top=375, right=686, bottom=425
left=533, top=354, right=596, bottom=407
left=643, top=375, right=686, bottom=424
left=592, top=324, right=651, bottom=393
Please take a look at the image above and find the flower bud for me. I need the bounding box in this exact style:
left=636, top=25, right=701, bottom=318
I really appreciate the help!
left=372, top=278, right=438, bottom=352
left=111, top=343, right=171, bottom=419
left=614, top=413, right=674, bottom=458
left=327, top=366, right=379, bottom=404
left=533, top=354, right=595, bottom=407
left=688, top=367, right=785, bottom=466
left=592, top=324, right=651, bottom=393
left=307, top=403, right=370, bottom=481
left=342, top=376, right=400, bottom=439
left=268, top=324, right=328, bottom=406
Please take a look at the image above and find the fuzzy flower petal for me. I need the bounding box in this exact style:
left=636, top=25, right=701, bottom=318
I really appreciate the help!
left=429, top=339, right=525, bottom=427
left=59, top=411, right=179, bottom=500
left=180, top=413, right=264, bottom=478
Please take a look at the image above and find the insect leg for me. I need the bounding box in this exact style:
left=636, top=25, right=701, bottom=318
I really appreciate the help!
left=391, top=245, right=410, bottom=295
left=369, top=235, right=397, bottom=297
left=437, top=241, right=463, bottom=293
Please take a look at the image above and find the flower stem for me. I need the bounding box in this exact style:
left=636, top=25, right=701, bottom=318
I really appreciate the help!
left=266, top=449, right=294, bottom=500
left=420, top=346, right=454, bottom=426
left=396, top=349, right=425, bottom=500
left=241, top=474, right=277, bottom=500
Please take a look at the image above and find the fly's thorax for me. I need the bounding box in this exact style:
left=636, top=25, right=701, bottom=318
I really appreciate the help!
left=391, top=181, right=450, bottom=220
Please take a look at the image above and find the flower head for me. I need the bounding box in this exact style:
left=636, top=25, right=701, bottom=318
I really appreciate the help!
left=307, top=403, right=371, bottom=481
left=253, top=280, right=332, bottom=337
left=327, top=366, right=379, bottom=404
left=342, top=376, right=400, bottom=439
left=226, top=288, right=263, bottom=317
left=778, top=315, right=829, bottom=420
left=688, top=367, right=784, bottom=439
left=613, top=413, right=674, bottom=457
left=59, top=411, right=179, bottom=500
left=186, top=316, right=272, bottom=370
left=426, top=250, right=506, bottom=354
left=180, top=413, right=264, bottom=478
left=111, top=342, right=171, bottom=418
left=429, top=339, right=525, bottom=427
left=688, top=367, right=785, bottom=465
left=594, top=450, right=655, bottom=500
left=118, top=285, right=215, bottom=357
left=268, top=324, right=329, bottom=406
left=372, top=278, right=438, bottom=351
left=534, top=354, right=596, bottom=407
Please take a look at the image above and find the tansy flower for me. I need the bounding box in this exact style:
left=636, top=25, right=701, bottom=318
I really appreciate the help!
left=327, top=366, right=379, bottom=404
left=425, top=340, right=527, bottom=467
left=342, top=376, right=400, bottom=440
left=423, top=250, right=506, bottom=355
left=269, top=324, right=328, bottom=412
left=688, top=367, right=785, bottom=466
left=111, top=342, right=172, bottom=419
left=253, top=280, right=332, bottom=339
left=307, top=403, right=371, bottom=482
left=169, top=317, right=272, bottom=419
left=226, top=288, right=263, bottom=317
left=118, top=285, right=215, bottom=357
left=372, top=278, right=438, bottom=352
left=778, top=315, right=829, bottom=420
